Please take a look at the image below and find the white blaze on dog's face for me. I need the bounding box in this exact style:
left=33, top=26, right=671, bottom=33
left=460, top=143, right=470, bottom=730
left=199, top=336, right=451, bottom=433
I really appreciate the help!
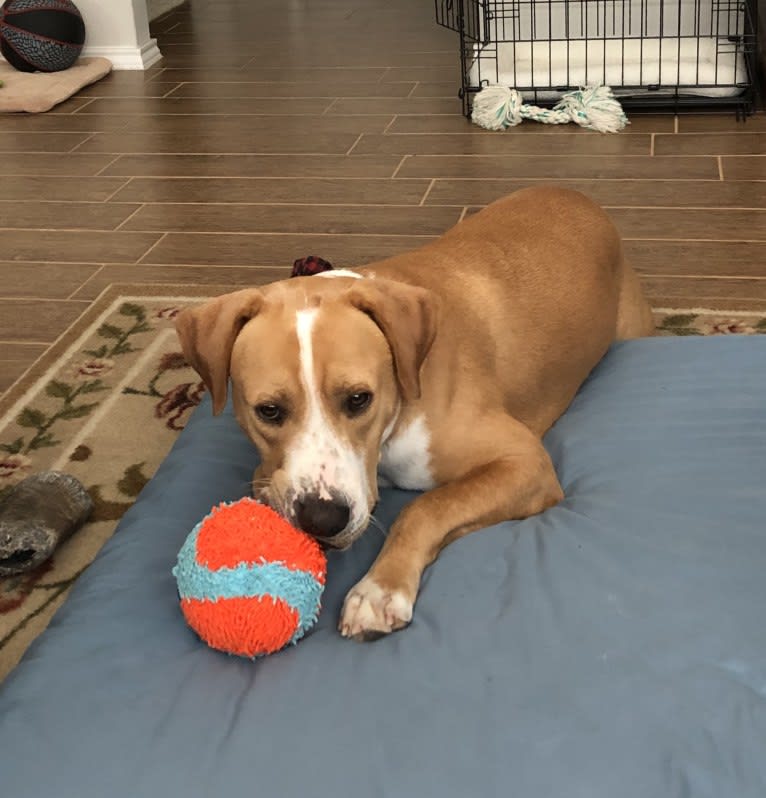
left=229, top=291, right=400, bottom=548
left=175, top=277, right=438, bottom=549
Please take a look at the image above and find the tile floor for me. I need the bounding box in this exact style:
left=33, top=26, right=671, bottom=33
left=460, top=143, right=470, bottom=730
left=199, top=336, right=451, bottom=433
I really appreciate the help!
left=1, top=0, right=764, bottom=394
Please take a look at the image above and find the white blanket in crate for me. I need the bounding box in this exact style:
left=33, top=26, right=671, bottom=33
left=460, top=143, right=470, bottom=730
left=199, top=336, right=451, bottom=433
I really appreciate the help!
left=469, top=37, right=746, bottom=98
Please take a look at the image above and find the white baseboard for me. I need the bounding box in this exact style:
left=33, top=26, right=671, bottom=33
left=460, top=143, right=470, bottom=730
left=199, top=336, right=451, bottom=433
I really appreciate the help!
left=82, top=39, right=163, bottom=70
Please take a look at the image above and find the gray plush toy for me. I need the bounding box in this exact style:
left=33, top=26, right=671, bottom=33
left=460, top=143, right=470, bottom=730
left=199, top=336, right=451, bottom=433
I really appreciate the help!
left=0, top=471, right=92, bottom=577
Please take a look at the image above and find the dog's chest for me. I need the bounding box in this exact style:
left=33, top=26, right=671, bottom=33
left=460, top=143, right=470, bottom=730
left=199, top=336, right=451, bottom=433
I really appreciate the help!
left=377, top=415, right=435, bottom=491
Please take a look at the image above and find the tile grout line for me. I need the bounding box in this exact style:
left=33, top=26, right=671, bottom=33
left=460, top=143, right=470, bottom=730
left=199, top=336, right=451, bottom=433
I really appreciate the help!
left=718, top=156, right=724, bottom=181
left=74, top=111, right=371, bottom=118
left=6, top=176, right=736, bottom=184
left=0, top=198, right=445, bottom=208
left=0, top=296, right=90, bottom=304
left=382, top=115, right=398, bottom=134
left=0, top=339, right=54, bottom=345
left=163, top=83, right=184, bottom=98
left=5, top=227, right=765, bottom=240
left=114, top=204, right=146, bottom=231
left=623, top=237, right=766, bottom=243
left=128, top=230, right=442, bottom=239
left=71, top=150, right=398, bottom=158
left=94, top=155, right=122, bottom=177
left=101, top=177, right=133, bottom=203
left=419, top=179, right=436, bottom=206
left=0, top=258, right=295, bottom=269
left=144, top=68, right=167, bottom=84
left=5, top=201, right=766, bottom=211
left=343, top=131, right=674, bottom=138
left=5, top=224, right=763, bottom=242
left=674, top=115, right=679, bottom=134
left=322, top=98, right=338, bottom=117
left=210, top=151, right=741, bottom=156
left=637, top=274, right=766, bottom=281
left=69, top=133, right=96, bottom=153
left=71, top=98, right=97, bottom=115
left=579, top=205, right=766, bottom=210
left=458, top=206, right=469, bottom=222
left=650, top=133, right=655, bottom=156
left=67, top=265, right=105, bottom=300
left=390, top=155, right=408, bottom=178
left=346, top=133, right=364, bottom=155
left=407, top=82, right=419, bottom=98
left=0, top=222, right=450, bottom=235
left=138, top=92, right=449, bottom=101
left=134, top=232, right=168, bottom=265
left=44, top=151, right=726, bottom=159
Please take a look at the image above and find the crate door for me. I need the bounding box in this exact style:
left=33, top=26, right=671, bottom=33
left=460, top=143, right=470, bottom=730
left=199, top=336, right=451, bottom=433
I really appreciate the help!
left=435, top=0, right=490, bottom=43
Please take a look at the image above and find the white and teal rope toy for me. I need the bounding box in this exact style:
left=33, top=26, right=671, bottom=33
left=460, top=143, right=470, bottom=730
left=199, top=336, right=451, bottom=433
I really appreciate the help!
left=471, top=85, right=629, bottom=133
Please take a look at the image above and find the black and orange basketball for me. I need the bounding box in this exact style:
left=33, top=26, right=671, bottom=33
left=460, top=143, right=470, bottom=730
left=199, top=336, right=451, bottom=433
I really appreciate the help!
left=0, top=0, right=85, bottom=73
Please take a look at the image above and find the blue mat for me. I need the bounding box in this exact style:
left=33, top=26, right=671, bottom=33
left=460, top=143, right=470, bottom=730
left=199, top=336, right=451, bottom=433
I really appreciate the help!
left=1, top=337, right=765, bottom=798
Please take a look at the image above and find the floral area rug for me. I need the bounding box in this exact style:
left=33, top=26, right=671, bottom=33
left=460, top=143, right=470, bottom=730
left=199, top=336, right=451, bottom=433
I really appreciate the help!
left=0, top=293, right=210, bottom=682
left=0, top=302, right=765, bottom=682
left=654, top=310, right=766, bottom=336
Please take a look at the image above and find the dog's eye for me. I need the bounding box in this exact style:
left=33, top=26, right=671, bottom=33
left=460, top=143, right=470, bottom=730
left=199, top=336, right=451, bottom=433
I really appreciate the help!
left=345, top=391, right=372, bottom=416
left=255, top=403, right=286, bottom=425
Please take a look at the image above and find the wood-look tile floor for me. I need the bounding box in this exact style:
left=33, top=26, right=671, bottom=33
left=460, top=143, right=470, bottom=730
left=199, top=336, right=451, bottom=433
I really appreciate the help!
left=1, top=0, right=765, bottom=395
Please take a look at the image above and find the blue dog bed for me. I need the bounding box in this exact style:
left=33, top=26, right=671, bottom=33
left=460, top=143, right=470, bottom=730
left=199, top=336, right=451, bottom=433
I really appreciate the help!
left=1, top=337, right=765, bottom=798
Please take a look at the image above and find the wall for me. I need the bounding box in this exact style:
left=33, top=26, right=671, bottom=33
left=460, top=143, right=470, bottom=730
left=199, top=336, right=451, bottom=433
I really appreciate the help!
left=147, top=0, right=186, bottom=21
left=77, top=0, right=162, bottom=69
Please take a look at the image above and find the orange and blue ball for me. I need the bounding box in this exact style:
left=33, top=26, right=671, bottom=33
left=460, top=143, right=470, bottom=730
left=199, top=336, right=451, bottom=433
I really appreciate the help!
left=173, top=498, right=327, bottom=658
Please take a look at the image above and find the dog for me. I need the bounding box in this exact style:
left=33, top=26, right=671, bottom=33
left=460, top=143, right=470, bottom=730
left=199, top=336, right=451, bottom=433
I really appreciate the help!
left=175, top=187, right=654, bottom=641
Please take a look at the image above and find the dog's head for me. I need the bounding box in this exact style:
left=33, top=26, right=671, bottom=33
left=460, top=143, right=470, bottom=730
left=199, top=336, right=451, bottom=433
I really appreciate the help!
left=175, top=275, right=438, bottom=548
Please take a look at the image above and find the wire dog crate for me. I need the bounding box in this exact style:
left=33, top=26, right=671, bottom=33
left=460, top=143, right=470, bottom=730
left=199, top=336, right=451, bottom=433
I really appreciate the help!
left=436, top=0, right=758, bottom=116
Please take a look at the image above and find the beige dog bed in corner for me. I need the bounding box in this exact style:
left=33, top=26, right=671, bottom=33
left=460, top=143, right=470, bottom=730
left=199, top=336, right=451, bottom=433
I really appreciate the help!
left=0, top=57, right=112, bottom=113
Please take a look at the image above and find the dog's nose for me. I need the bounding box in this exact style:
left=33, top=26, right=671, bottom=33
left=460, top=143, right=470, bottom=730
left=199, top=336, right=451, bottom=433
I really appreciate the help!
left=293, top=496, right=350, bottom=538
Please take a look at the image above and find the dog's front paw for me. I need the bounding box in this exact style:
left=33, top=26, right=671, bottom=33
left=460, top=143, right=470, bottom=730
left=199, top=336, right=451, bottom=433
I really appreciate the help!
left=339, top=576, right=413, bottom=642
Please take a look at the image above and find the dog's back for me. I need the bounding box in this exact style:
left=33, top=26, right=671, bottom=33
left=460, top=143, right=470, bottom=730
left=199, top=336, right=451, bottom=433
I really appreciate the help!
left=359, top=187, right=652, bottom=435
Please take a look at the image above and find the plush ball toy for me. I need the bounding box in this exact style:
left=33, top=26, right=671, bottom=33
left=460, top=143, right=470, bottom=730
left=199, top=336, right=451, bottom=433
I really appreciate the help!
left=0, top=0, right=85, bottom=74
left=173, top=498, right=327, bottom=658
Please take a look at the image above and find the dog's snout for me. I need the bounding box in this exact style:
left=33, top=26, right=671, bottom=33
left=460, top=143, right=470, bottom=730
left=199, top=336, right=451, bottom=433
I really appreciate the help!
left=294, top=496, right=350, bottom=538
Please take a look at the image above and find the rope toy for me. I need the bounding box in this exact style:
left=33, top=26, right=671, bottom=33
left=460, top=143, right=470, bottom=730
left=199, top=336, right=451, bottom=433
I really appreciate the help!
left=291, top=254, right=334, bottom=278
left=471, top=85, right=629, bottom=133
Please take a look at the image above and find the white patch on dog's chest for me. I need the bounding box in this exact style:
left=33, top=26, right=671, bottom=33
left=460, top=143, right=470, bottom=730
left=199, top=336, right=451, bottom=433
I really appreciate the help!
left=378, top=415, right=435, bottom=491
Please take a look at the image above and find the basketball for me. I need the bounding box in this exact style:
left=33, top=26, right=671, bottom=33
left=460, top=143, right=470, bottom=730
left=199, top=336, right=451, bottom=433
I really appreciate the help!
left=0, top=0, right=85, bottom=73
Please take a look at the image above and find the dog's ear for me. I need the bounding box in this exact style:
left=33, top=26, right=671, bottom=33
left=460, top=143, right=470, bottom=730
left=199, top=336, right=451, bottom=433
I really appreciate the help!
left=175, top=289, right=264, bottom=415
left=345, top=279, right=440, bottom=401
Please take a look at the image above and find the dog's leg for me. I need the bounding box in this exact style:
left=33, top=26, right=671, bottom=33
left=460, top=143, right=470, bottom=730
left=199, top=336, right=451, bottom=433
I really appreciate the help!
left=616, top=259, right=654, bottom=339
left=339, top=422, right=563, bottom=641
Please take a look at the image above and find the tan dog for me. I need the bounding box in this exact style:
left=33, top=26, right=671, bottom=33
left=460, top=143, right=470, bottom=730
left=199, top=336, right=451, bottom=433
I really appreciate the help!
left=176, top=187, right=654, bottom=641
